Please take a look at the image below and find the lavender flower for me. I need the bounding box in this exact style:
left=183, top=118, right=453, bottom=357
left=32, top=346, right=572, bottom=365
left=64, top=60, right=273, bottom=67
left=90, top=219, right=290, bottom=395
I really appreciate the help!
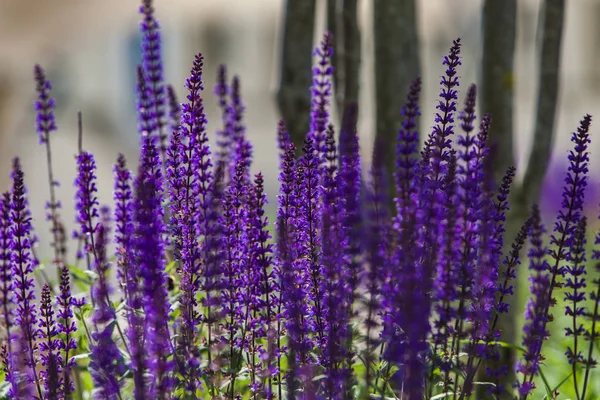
left=228, top=76, right=252, bottom=181
left=583, top=207, right=600, bottom=398
left=134, top=135, right=172, bottom=398
left=214, top=64, right=231, bottom=165
left=517, top=205, right=551, bottom=397
left=34, top=64, right=64, bottom=269
left=518, top=115, right=593, bottom=398
left=394, top=77, right=421, bottom=221
left=56, top=265, right=77, bottom=398
left=219, top=162, right=248, bottom=384
left=139, top=0, right=167, bottom=159
left=295, top=138, right=325, bottom=346
left=309, top=32, right=334, bottom=163
left=38, top=284, right=62, bottom=399
left=74, top=151, right=99, bottom=259
left=168, top=53, right=211, bottom=393
left=33, top=65, right=57, bottom=144
left=564, top=217, right=587, bottom=397
left=166, top=85, right=180, bottom=134
left=246, top=173, right=277, bottom=394
left=113, top=154, right=146, bottom=400
left=0, top=192, right=17, bottom=396
left=0, top=192, right=13, bottom=347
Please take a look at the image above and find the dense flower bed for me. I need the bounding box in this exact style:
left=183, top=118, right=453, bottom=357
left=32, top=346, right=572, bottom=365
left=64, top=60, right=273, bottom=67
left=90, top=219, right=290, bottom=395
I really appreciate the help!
left=0, top=1, right=597, bottom=399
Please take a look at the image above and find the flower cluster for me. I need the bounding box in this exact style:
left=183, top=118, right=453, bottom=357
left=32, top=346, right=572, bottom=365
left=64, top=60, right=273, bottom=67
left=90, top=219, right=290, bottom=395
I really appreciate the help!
left=0, top=1, right=598, bottom=399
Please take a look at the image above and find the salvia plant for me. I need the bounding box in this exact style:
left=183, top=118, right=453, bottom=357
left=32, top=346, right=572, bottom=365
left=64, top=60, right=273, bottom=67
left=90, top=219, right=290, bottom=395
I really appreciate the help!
left=0, top=1, right=598, bottom=399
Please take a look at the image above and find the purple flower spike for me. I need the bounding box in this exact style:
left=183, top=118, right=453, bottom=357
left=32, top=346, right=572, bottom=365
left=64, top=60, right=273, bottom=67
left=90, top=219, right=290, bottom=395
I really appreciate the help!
left=0, top=192, right=18, bottom=396
left=75, top=152, right=99, bottom=255
left=56, top=265, right=77, bottom=398
left=228, top=76, right=252, bottom=181
left=113, top=154, right=146, bottom=400
left=215, top=64, right=231, bottom=165
left=166, top=85, right=181, bottom=135
left=136, top=66, right=158, bottom=139
left=394, top=77, right=421, bottom=223
left=10, top=158, right=42, bottom=399
left=423, top=38, right=461, bottom=176
left=89, top=322, right=125, bottom=400
left=296, top=138, right=325, bottom=346
left=38, top=284, right=62, bottom=399
left=33, top=65, right=57, bottom=145
left=139, top=0, right=167, bottom=158
left=91, top=223, right=115, bottom=326
left=34, top=64, right=64, bottom=268
left=168, top=52, right=212, bottom=393
left=113, top=155, right=136, bottom=305
left=134, top=135, right=172, bottom=398
left=309, top=32, right=334, bottom=163
left=516, top=205, right=551, bottom=396
left=564, top=217, right=587, bottom=394
left=0, top=192, right=13, bottom=343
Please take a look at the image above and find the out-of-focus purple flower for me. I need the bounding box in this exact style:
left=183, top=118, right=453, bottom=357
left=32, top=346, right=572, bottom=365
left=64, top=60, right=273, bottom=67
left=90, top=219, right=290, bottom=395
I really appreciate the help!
left=9, top=158, right=41, bottom=399
left=215, top=64, right=231, bottom=165
left=139, top=0, right=167, bottom=159
left=136, top=66, right=158, bottom=138
left=338, top=104, right=362, bottom=308
left=321, top=125, right=352, bottom=397
left=309, top=32, right=334, bottom=163
left=166, top=85, right=180, bottom=134
left=89, top=322, right=125, bottom=400
left=33, top=65, right=57, bottom=145
left=0, top=192, right=13, bottom=344
left=38, top=284, right=62, bottom=399
left=134, top=134, right=173, bottom=398
left=91, top=224, right=115, bottom=326
left=228, top=76, right=252, bottom=182
left=0, top=191, right=18, bottom=397
left=394, top=77, right=421, bottom=224
left=362, top=138, right=391, bottom=389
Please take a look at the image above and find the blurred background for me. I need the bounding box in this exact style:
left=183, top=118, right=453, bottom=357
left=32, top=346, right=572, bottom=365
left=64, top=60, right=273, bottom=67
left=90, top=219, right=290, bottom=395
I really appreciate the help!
left=0, top=0, right=599, bottom=257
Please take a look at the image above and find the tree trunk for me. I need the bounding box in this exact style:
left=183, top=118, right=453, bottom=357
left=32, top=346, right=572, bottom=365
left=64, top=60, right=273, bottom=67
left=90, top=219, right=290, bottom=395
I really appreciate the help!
left=276, top=0, right=317, bottom=150
left=373, top=0, right=419, bottom=199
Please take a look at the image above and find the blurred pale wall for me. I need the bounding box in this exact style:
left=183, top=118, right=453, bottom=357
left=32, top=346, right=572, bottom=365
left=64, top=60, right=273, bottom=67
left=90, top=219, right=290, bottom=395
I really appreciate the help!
left=0, top=0, right=599, bottom=262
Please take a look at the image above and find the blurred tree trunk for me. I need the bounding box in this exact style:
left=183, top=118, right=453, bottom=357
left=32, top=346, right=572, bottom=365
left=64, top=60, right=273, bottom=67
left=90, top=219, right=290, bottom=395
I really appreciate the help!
left=373, top=0, right=420, bottom=196
left=521, top=0, right=565, bottom=208
left=277, top=0, right=317, bottom=150
left=478, top=0, right=518, bottom=393
left=327, top=0, right=361, bottom=127
left=481, top=0, right=565, bottom=395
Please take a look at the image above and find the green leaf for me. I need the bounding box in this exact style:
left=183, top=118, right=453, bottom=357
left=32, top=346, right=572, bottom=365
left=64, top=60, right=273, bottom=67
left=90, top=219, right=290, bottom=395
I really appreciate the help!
left=430, top=392, right=454, bottom=400
left=70, top=353, right=91, bottom=362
